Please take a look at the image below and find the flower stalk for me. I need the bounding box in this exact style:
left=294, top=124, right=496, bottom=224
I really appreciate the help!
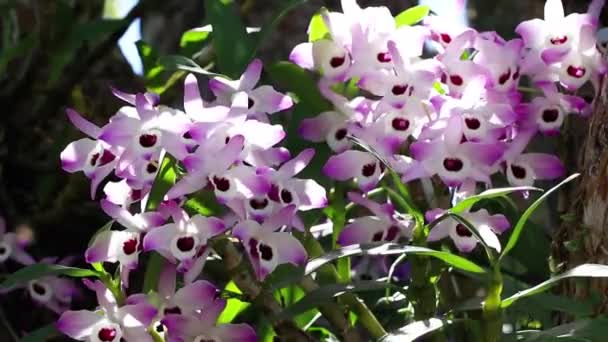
left=482, top=265, right=503, bottom=342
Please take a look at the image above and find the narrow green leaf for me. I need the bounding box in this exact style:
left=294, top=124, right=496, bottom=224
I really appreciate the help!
left=394, top=5, right=430, bottom=27
left=500, top=174, right=579, bottom=260
left=0, top=33, right=37, bottom=74
left=450, top=186, right=541, bottom=214
left=20, top=323, right=59, bottom=342
left=306, top=243, right=486, bottom=275
left=501, top=263, right=608, bottom=308
left=143, top=155, right=177, bottom=293
left=277, top=281, right=400, bottom=319
left=308, top=12, right=330, bottom=42
left=180, top=26, right=212, bottom=57
left=157, top=55, right=219, bottom=76
left=1, top=264, right=99, bottom=289
left=515, top=317, right=608, bottom=341
left=381, top=318, right=456, bottom=342
left=218, top=281, right=251, bottom=323
left=205, top=0, right=256, bottom=78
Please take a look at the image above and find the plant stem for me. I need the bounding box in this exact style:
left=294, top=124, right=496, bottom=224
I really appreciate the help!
left=408, top=223, right=438, bottom=321
left=482, top=266, right=503, bottom=342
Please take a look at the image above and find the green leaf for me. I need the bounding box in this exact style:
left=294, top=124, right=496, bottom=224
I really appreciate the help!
left=306, top=243, right=486, bottom=275
left=380, top=318, right=456, bottom=342
left=267, top=61, right=332, bottom=114
left=1, top=264, right=99, bottom=289
left=500, top=174, right=579, bottom=260
left=395, top=5, right=430, bottom=27
left=501, top=264, right=608, bottom=308
left=136, top=41, right=185, bottom=94
left=0, top=33, right=37, bottom=74
left=515, top=317, right=608, bottom=341
left=218, top=281, right=251, bottom=323
left=308, top=12, right=330, bottom=42
left=276, top=281, right=400, bottom=319
left=157, top=55, right=219, bottom=76
left=20, top=324, right=59, bottom=342
left=143, top=155, right=177, bottom=293
left=449, top=186, right=541, bottom=214
left=180, top=26, right=212, bottom=57
left=205, top=0, right=256, bottom=78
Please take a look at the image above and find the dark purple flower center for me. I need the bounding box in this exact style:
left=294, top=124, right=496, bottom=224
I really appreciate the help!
left=249, top=198, right=269, bottom=210
left=362, top=163, right=376, bottom=177
left=464, top=118, right=481, bottom=130
left=377, top=52, right=392, bottom=63
left=372, top=231, right=383, bottom=242
left=550, top=36, right=568, bottom=45
left=567, top=66, right=586, bottom=78
left=122, top=239, right=138, bottom=255
left=280, top=189, right=293, bottom=204
left=330, top=56, right=346, bottom=68
left=98, top=328, right=117, bottom=342
left=164, top=306, right=182, bottom=315
left=248, top=97, right=255, bottom=109
left=450, top=75, right=463, bottom=86
left=443, top=158, right=464, bottom=172
left=259, top=243, right=273, bottom=261
left=182, top=131, right=192, bottom=139
left=408, top=86, right=415, bottom=96
left=0, top=246, right=6, bottom=255
left=176, top=237, right=195, bottom=252
left=146, top=162, right=158, bottom=174
left=512, top=67, right=520, bottom=80
left=90, top=150, right=116, bottom=167
left=385, top=226, right=400, bottom=241
left=131, top=189, right=142, bottom=201
left=440, top=33, right=452, bottom=43
left=498, top=68, right=511, bottom=85
left=139, top=133, right=158, bottom=148
left=334, top=128, right=347, bottom=140
left=391, top=85, right=407, bottom=95
left=391, top=118, right=410, bottom=131
left=455, top=224, right=473, bottom=237
left=32, top=282, right=47, bottom=296
left=542, top=109, right=560, bottom=123
left=249, top=239, right=260, bottom=259
left=510, top=164, right=527, bottom=179
left=212, top=176, right=230, bottom=192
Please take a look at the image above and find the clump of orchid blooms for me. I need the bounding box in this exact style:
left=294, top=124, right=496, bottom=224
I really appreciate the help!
left=3, top=0, right=606, bottom=341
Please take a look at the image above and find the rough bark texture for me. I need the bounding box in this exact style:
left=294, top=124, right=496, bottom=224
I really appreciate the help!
left=553, top=74, right=608, bottom=314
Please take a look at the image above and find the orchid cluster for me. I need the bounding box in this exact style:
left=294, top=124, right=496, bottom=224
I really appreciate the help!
left=290, top=0, right=605, bottom=252
left=56, top=54, right=328, bottom=340
left=11, top=0, right=603, bottom=341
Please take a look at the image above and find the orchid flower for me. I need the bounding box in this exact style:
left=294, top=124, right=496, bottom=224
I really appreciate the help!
left=57, top=280, right=157, bottom=342
left=143, top=202, right=226, bottom=283
left=60, top=109, right=120, bottom=198
left=0, top=216, right=35, bottom=265
left=233, top=205, right=307, bottom=280
left=86, top=200, right=165, bottom=287
left=426, top=208, right=510, bottom=253
left=339, top=192, right=413, bottom=246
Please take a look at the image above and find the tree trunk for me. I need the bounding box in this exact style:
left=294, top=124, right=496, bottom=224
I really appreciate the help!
left=553, top=75, right=608, bottom=315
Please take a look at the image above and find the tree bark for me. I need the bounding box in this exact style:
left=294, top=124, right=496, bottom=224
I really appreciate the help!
left=553, top=75, right=608, bottom=314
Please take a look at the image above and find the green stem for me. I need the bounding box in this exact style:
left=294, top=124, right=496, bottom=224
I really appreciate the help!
left=482, top=266, right=503, bottom=342
left=99, top=272, right=125, bottom=306
left=408, top=223, right=438, bottom=321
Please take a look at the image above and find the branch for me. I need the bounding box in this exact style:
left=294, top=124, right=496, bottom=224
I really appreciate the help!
left=213, top=240, right=314, bottom=341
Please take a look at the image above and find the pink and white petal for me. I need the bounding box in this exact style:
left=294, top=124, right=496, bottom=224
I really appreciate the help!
left=322, top=150, right=372, bottom=181
left=57, top=310, right=105, bottom=340
left=279, top=148, right=315, bottom=178
left=184, top=74, right=204, bottom=117
left=234, top=120, right=285, bottom=149
left=85, top=230, right=120, bottom=263
left=298, top=111, right=344, bottom=142
left=521, top=153, right=565, bottom=180
left=515, top=19, right=547, bottom=47
left=477, top=225, right=502, bottom=253
left=9, top=245, right=36, bottom=265
left=66, top=108, right=101, bottom=138
left=540, top=47, right=570, bottom=64
left=173, top=280, right=218, bottom=311
left=212, top=324, right=257, bottom=342
left=271, top=233, right=308, bottom=266
left=291, top=179, right=328, bottom=211
left=199, top=298, right=227, bottom=324
left=452, top=234, right=479, bottom=253
left=463, top=142, right=505, bottom=166
left=289, top=42, right=315, bottom=69
left=347, top=192, right=393, bottom=219
left=427, top=220, right=451, bottom=242
left=544, top=0, right=565, bottom=23
left=487, top=214, right=511, bottom=234
left=60, top=138, right=97, bottom=173
left=143, top=224, right=176, bottom=253
left=100, top=200, right=141, bottom=231
left=400, top=161, right=431, bottom=183
left=166, top=173, right=208, bottom=200
left=262, top=205, right=297, bottom=232
left=232, top=221, right=260, bottom=242
left=111, top=87, right=137, bottom=105
left=338, top=216, right=387, bottom=246
left=118, top=303, right=158, bottom=328
left=208, top=77, right=239, bottom=100
left=121, top=328, right=154, bottom=342
left=158, top=263, right=177, bottom=299
left=425, top=208, right=446, bottom=223
left=183, top=250, right=210, bottom=284
left=190, top=215, right=227, bottom=239
left=240, top=59, right=263, bottom=91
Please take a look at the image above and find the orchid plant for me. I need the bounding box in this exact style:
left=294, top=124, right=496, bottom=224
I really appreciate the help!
left=4, top=0, right=608, bottom=341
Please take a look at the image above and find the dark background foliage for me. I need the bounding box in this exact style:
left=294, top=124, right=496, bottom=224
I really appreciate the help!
left=0, top=0, right=602, bottom=340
